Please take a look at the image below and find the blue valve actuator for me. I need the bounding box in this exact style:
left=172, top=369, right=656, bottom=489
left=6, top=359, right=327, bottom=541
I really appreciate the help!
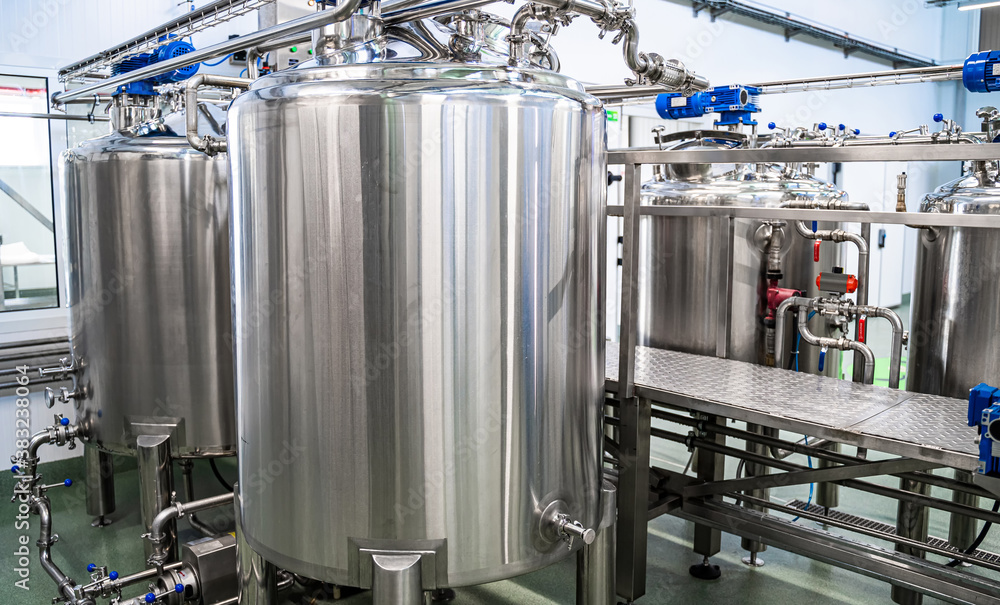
left=656, top=84, right=761, bottom=126
left=933, top=113, right=945, bottom=123
left=109, top=571, right=119, bottom=581
left=87, top=564, right=96, bottom=573
left=59, top=417, right=69, bottom=426
left=818, top=122, right=828, bottom=131
left=145, top=593, right=156, bottom=603
left=11, top=465, right=19, bottom=474
left=964, top=50, right=1000, bottom=93
left=64, top=479, right=72, bottom=487
left=767, top=122, right=776, bottom=130
left=175, top=584, right=184, bottom=593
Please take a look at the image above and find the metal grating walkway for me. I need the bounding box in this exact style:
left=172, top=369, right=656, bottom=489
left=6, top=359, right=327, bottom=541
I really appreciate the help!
left=785, top=499, right=1000, bottom=566
left=606, top=342, right=980, bottom=470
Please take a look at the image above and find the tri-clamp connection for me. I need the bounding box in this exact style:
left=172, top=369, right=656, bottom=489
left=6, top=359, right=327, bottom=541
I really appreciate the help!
left=508, top=0, right=710, bottom=93
left=10, top=415, right=81, bottom=485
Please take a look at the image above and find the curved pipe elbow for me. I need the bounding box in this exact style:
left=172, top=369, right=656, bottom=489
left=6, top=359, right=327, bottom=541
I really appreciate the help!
left=846, top=340, right=876, bottom=384
left=27, top=430, right=53, bottom=463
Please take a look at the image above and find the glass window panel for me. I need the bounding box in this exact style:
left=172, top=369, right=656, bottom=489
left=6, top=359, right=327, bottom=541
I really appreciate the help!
left=0, top=74, right=58, bottom=312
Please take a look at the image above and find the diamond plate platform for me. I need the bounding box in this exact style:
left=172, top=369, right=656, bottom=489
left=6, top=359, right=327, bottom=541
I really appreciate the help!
left=607, top=342, right=980, bottom=470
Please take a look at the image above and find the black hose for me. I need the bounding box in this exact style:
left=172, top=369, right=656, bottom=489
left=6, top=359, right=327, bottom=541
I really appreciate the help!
left=209, top=459, right=234, bottom=493
left=946, top=499, right=1000, bottom=567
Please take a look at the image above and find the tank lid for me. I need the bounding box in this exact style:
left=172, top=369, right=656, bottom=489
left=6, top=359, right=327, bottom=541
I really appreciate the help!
left=922, top=172, right=1000, bottom=214
left=642, top=162, right=848, bottom=209
left=250, top=17, right=585, bottom=95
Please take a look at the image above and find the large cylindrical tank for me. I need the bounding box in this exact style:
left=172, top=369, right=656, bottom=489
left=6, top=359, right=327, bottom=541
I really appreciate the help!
left=638, top=144, right=848, bottom=374
left=61, top=101, right=235, bottom=458
left=908, top=171, right=1000, bottom=397
left=906, top=169, right=999, bottom=561
left=230, top=20, right=605, bottom=587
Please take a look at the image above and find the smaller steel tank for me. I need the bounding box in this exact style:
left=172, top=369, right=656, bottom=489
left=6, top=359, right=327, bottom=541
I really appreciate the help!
left=61, top=97, right=235, bottom=459
left=907, top=164, right=1000, bottom=559
left=637, top=135, right=848, bottom=375
left=908, top=167, right=1000, bottom=398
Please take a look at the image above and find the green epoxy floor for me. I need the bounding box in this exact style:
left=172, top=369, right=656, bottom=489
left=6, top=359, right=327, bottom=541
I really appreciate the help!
left=2, top=432, right=996, bottom=604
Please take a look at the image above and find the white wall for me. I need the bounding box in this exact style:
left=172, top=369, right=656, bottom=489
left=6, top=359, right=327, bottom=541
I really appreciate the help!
left=0, top=0, right=259, bottom=71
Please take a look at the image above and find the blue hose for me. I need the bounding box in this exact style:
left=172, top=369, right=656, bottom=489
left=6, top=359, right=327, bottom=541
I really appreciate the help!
left=794, top=310, right=818, bottom=372
left=202, top=54, right=233, bottom=67
left=791, top=436, right=814, bottom=522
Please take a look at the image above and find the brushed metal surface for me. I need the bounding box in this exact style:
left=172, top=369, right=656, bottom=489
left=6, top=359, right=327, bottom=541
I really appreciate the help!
left=605, top=342, right=978, bottom=469
left=638, top=159, right=846, bottom=375
left=230, top=53, right=606, bottom=585
left=61, top=106, right=235, bottom=457
left=908, top=173, right=1000, bottom=401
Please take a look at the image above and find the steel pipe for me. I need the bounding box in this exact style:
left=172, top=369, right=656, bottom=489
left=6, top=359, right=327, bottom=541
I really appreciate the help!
left=31, top=496, right=92, bottom=604
left=51, top=0, right=363, bottom=104
left=669, top=431, right=1000, bottom=527
left=647, top=406, right=993, bottom=499
left=509, top=0, right=709, bottom=93
left=184, top=74, right=251, bottom=154
left=147, top=492, right=235, bottom=568
left=0, top=112, right=109, bottom=122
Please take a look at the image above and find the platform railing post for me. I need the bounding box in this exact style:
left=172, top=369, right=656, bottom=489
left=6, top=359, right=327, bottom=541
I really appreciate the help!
left=614, top=162, right=650, bottom=603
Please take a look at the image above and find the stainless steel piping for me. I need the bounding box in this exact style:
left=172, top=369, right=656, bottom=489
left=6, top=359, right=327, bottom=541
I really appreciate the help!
left=856, top=304, right=905, bottom=389
left=147, top=492, right=235, bottom=569
left=751, top=63, right=963, bottom=95
left=32, top=496, right=92, bottom=604
left=51, top=0, right=362, bottom=104
left=775, top=296, right=877, bottom=385
left=184, top=74, right=252, bottom=154
left=797, top=309, right=874, bottom=384
left=385, top=0, right=494, bottom=22
left=793, top=220, right=870, bottom=327
left=509, top=0, right=709, bottom=93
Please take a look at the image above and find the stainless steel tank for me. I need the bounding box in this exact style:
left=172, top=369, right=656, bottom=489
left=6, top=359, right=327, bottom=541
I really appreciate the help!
left=908, top=169, right=1000, bottom=397
left=230, top=17, right=605, bottom=587
left=638, top=142, right=848, bottom=374
left=907, top=167, right=999, bottom=555
left=61, top=99, right=235, bottom=458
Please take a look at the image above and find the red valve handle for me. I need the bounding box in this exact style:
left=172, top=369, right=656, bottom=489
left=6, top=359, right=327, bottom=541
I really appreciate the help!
left=814, top=239, right=821, bottom=262
left=858, top=315, right=867, bottom=343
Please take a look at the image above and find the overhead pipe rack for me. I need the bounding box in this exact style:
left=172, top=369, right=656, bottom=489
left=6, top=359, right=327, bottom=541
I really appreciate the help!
left=58, top=0, right=275, bottom=83
left=686, top=0, right=937, bottom=68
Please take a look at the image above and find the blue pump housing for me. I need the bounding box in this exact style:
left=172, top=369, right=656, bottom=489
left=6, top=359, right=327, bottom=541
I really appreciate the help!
left=112, top=40, right=199, bottom=96
left=968, top=383, right=1000, bottom=474
left=656, top=85, right=761, bottom=127
left=964, top=50, right=1000, bottom=93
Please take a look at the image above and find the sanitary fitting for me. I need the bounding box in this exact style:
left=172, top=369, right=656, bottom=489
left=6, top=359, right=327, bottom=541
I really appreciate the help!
left=509, top=0, right=709, bottom=93
left=145, top=492, right=234, bottom=571
left=896, top=172, right=908, bottom=212
left=11, top=417, right=81, bottom=485
left=184, top=74, right=252, bottom=155
left=539, top=500, right=595, bottom=551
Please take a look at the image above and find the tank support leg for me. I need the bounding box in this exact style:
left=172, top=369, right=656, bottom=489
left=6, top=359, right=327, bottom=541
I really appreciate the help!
left=949, top=470, right=979, bottom=554
left=577, top=481, right=617, bottom=605
left=891, top=478, right=931, bottom=605
left=137, top=434, right=175, bottom=563
left=235, top=483, right=280, bottom=605
left=84, top=445, right=115, bottom=527
left=690, top=414, right=724, bottom=580
left=372, top=554, right=424, bottom=605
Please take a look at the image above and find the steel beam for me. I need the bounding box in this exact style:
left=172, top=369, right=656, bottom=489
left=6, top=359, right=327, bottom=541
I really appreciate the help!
left=608, top=143, right=1000, bottom=164
left=684, top=458, right=940, bottom=498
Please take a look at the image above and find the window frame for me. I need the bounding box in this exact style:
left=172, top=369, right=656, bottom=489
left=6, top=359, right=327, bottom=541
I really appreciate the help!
left=0, top=65, right=70, bottom=344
